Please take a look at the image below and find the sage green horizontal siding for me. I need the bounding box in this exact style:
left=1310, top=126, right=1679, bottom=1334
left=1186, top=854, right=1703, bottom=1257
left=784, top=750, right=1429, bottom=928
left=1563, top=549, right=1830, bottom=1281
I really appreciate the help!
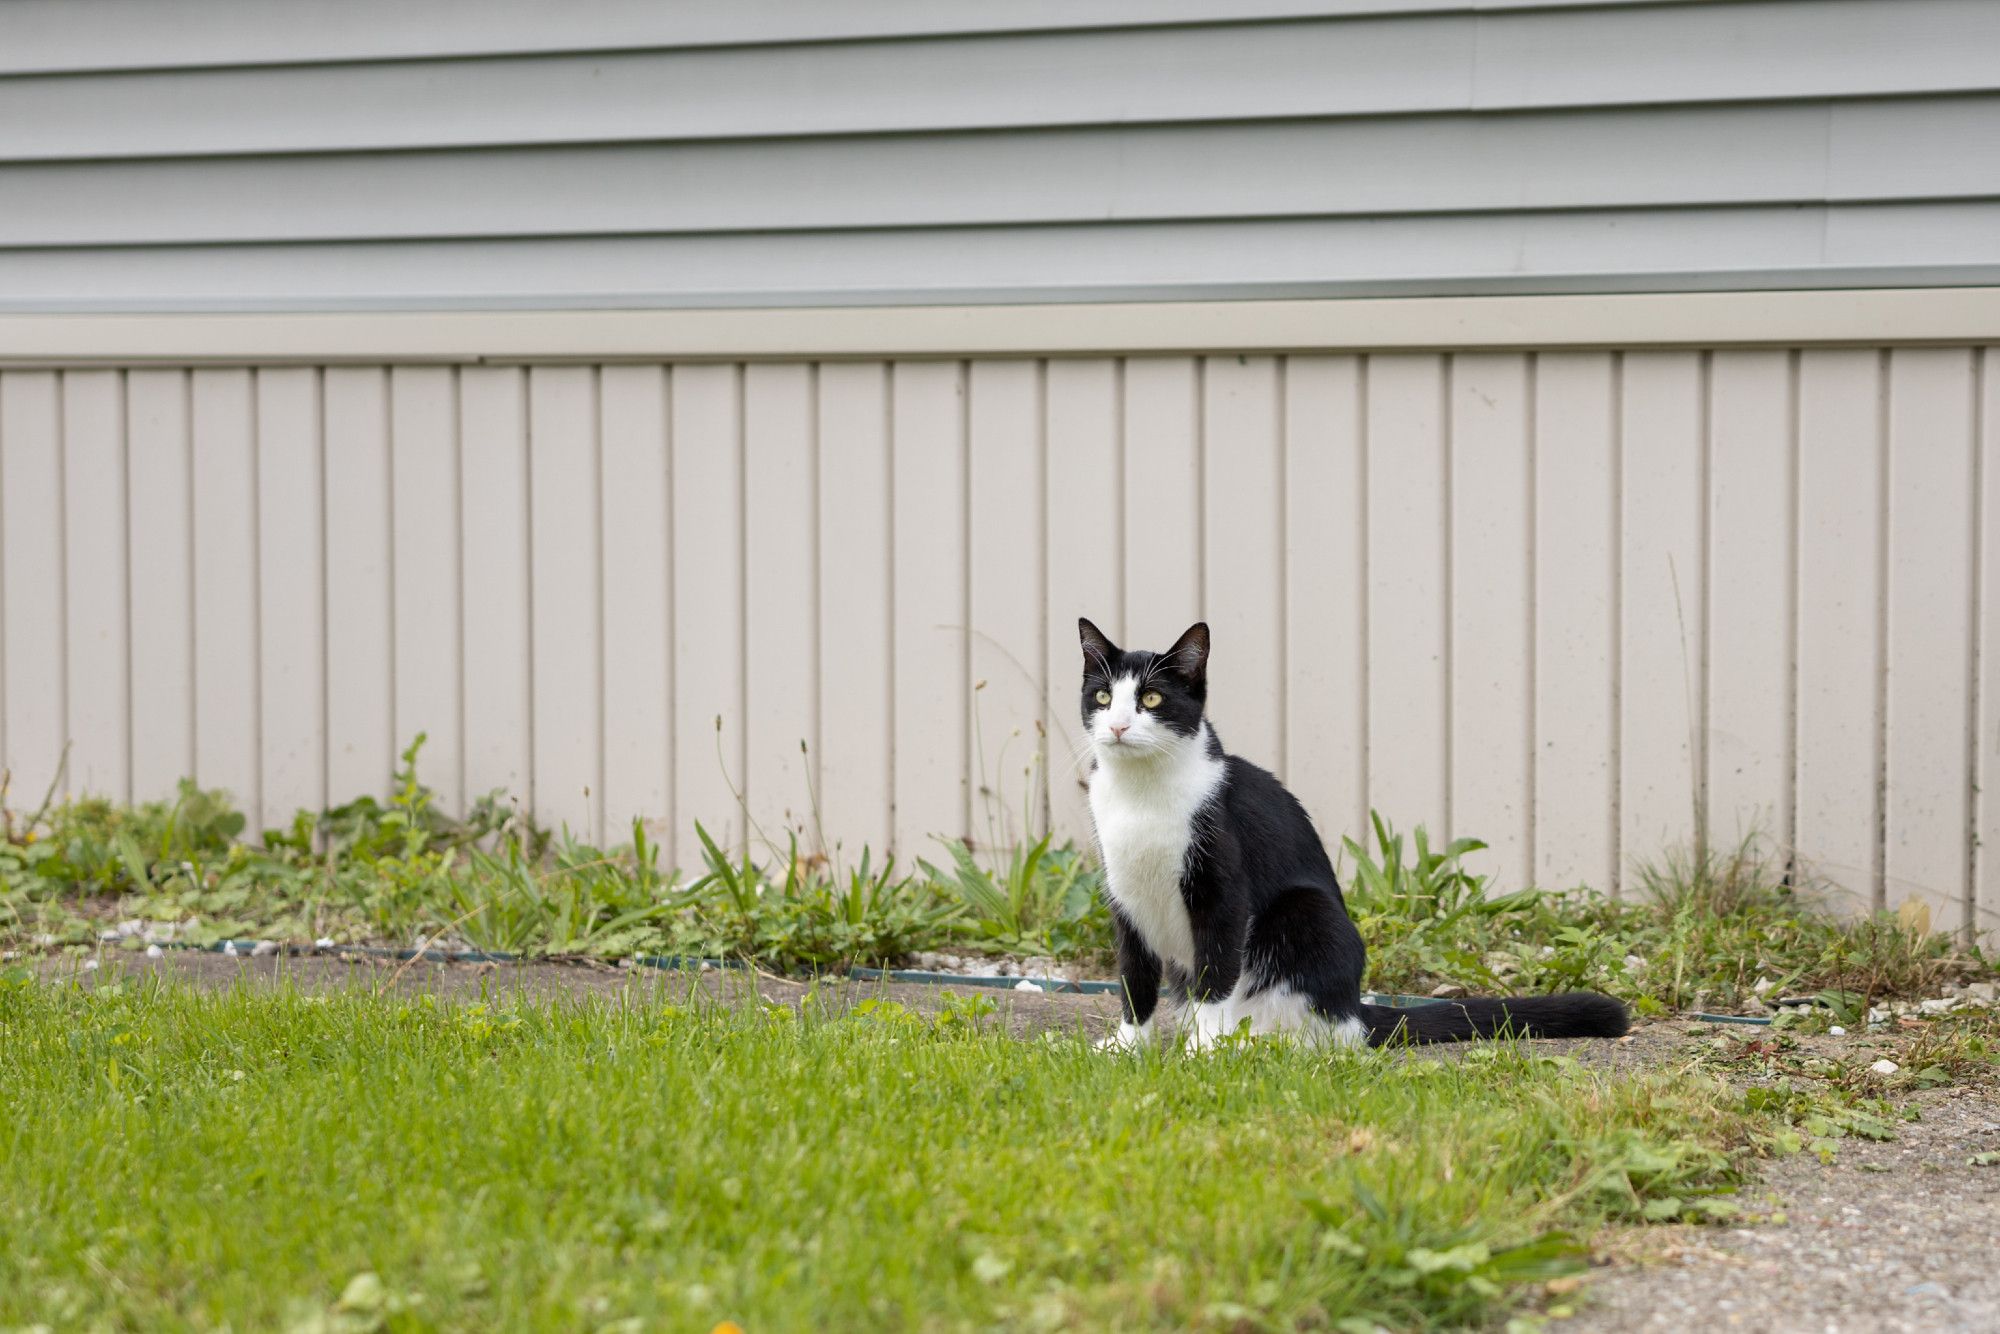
left=2, top=0, right=1997, bottom=309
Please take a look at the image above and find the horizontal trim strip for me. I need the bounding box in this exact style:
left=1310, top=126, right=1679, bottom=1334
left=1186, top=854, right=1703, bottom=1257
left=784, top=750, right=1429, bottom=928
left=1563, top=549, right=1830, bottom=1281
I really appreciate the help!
left=4, top=288, right=1997, bottom=364
left=3, top=203, right=1996, bottom=314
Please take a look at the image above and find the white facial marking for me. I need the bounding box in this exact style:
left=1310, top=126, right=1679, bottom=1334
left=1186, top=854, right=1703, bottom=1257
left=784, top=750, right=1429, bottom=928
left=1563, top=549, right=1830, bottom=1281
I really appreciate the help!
left=1092, top=674, right=1147, bottom=750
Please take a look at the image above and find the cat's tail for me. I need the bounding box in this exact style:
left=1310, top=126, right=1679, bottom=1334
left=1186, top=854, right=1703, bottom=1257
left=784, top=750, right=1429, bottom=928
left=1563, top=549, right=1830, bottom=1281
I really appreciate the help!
left=1360, top=992, right=1629, bottom=1045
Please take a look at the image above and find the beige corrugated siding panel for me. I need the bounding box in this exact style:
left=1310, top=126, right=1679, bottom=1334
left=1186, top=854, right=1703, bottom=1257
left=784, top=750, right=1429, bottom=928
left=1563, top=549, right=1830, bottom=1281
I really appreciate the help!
left=12, top=341, right=2000, bottom=934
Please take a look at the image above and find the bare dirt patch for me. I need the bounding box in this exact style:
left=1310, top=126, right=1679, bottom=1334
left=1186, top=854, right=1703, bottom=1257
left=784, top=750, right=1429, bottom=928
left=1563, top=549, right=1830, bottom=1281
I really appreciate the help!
left=43, top=948, right=1126, bottom=1039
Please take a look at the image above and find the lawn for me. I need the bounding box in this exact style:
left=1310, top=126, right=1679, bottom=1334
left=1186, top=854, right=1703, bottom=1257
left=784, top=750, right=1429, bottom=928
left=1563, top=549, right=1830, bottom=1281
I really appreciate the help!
left=0, top=974, right=1756, bottom=1333
left=7, top=743, right=1996, bottom=1330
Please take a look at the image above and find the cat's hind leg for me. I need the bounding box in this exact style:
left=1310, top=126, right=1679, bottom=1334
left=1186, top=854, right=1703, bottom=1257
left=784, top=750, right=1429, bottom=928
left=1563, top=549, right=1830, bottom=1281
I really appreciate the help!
left=1226, top=981, right=1367, bottom=1047
left=1237, top=887, right=1370, bottom=1046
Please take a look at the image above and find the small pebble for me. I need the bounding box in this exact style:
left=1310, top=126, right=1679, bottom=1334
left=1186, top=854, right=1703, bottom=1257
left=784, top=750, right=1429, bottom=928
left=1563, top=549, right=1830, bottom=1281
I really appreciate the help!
left=314, top=937, right=336, bottom=950
left=222, top=942, right=238, bottom=956
left=1828, top=1025, right=1847, bottom=1036
left=1014, top=980, right=1044, bottom=993
left=1872, top=1058, right=1901, bottom=1076
left=145, top=944, right=164, bottom=959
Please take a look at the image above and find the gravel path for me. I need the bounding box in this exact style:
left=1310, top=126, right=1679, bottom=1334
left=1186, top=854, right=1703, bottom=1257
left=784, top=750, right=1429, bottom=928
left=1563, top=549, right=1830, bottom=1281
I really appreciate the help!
left=1581, top=1082, right=2000, bottom=1333
left=42, top=952, right=2000, bottom=1332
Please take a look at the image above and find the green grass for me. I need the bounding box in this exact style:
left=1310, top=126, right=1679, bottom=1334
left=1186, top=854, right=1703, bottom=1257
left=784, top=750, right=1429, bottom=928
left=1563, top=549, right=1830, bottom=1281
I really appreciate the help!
left=1342, top=818, right=1989, bottom=1016
left=4, top=738, right=1991, bottom=1016
left=0, top=974, right=1757, bottom=1332
left=0, top=737, right=1095, bottom=972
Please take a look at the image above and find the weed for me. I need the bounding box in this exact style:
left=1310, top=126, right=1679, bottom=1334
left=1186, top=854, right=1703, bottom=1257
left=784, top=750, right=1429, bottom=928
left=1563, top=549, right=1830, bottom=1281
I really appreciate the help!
left=4, top=751, right=1993, bottom=1013
left=920, top=833, right=1107, bottom=958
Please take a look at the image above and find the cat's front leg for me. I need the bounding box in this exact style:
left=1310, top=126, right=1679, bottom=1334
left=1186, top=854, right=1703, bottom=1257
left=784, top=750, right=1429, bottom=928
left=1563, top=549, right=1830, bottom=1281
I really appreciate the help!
left=1181, top=870, right=1248, bottom=1053
left=1098, top=908, right=1162, bottom=1052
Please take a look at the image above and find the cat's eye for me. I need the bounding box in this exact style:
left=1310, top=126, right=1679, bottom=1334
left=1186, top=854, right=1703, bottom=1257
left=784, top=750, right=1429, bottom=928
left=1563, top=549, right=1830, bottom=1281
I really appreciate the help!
left=1141, top=691, right=1163, bottom=709
left=1095, top=689, right=1112, bottom=705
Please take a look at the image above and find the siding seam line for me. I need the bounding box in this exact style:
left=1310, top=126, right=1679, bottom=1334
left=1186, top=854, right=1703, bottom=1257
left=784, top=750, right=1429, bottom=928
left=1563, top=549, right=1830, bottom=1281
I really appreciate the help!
left=1034, top=357, right=1049, bottom=839
left=56, top=372, right=71, bottom=798
left=383, top=367, right=397, bottom=794
left=1968, top=346, right=1986, bottom=936
left=1440, top=353, right=1452, bottom=835
left=118, top=368, right=133, bottom=803
left=451, top=367, right=466, bottom=816
left=1697, top=349, right=1712, bottom=859
left=1784, top=348, right=1801, bottom=881
left=1609, top=351, right=1624, bottom=896
left=959, top=357, right=972, bottom=842
left=1358, top=353, right=1371, bottom=837
left=1524, top=353, right=1538, bottom=889
left=884, top=361, right=897, bottom=852
left=252, top=369, right=265, bottom=820
left=1278, top=358, right=1291, bottom=790
left=1874, top=349, right=1891, bottom=910
left=662, top=363, right=677, bottom=866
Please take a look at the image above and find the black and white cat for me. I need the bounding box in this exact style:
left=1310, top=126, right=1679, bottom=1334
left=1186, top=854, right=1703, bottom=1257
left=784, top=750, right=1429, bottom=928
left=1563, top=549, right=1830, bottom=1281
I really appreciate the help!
left=1078, top=617, right=1628, bottom=1050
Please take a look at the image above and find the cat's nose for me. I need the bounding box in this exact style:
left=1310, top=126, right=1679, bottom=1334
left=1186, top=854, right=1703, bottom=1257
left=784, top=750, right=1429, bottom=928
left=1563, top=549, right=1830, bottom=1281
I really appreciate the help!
left=1109, top=723, right=1129, bottom=740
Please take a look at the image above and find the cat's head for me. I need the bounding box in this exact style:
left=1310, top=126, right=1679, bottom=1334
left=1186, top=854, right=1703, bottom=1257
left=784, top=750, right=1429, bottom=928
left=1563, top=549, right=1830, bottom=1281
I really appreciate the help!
left=1077, top=618, right=1210, bottom=757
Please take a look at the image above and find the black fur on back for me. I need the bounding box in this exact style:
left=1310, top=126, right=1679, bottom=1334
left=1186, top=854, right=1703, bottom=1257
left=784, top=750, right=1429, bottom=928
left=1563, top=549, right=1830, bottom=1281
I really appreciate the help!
left=1080, top=616, right=1630, bottom=1049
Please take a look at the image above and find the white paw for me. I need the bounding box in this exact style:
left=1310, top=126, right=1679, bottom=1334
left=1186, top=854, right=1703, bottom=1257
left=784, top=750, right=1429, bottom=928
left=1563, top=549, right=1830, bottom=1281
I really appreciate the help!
left=1181, top=1001, right=1231, bottom=1053
left=1095, top=1020, right=1153, bottom=1052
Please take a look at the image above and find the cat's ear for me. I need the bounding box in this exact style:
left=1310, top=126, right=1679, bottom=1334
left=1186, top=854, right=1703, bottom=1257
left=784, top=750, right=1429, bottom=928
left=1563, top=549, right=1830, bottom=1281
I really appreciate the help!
left=1163, top=622, right=1210, bottom=683
left=1078, top=617, right=1119, bottom=670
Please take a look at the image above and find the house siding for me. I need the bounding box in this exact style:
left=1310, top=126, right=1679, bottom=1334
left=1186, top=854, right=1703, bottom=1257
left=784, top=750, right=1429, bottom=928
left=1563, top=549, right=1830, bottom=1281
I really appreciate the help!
left=3, top=0, right=1998, bottom=310
left=6, top=341, right=1999, bottom=934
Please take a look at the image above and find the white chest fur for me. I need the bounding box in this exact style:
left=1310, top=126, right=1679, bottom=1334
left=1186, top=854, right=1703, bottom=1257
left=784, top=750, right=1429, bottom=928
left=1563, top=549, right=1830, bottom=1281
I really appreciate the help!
left=1087, top=727, right=1226, bottom=975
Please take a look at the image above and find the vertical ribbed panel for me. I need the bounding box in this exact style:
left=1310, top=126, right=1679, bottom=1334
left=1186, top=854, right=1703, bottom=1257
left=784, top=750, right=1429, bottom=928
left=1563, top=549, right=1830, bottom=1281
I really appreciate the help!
left=815, top=362, right=893, bottom=862
left=1533, top=354, right=1620, bottom=894
left=1448, top=354, right=1534, bottom=892
left=2, top=346, right=1993, bottom=921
